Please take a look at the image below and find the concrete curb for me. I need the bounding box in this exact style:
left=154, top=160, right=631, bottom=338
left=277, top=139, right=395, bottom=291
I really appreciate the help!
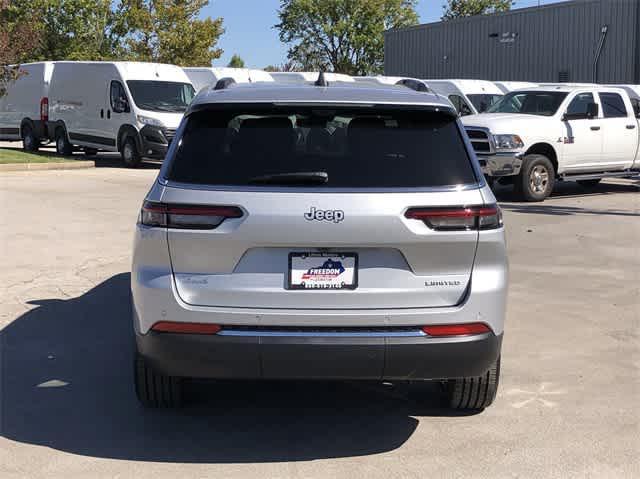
left=0, top=160, right=95, bottom=172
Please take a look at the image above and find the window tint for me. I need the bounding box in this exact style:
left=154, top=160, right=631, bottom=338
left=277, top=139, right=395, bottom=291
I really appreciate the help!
left=630, top=97, right=640, bottom=117
left=167, top=107, right=477, bottom=188
left=487, top=91, right=568, bottom=116
left=126, top=81, right=195, bottom=113
left=566, top=93, right=595, bottom=116
left=110, top=81, right=127, bottom=110
left=467, top=94, right=503, bottom=113
left=448, top=95, right=473, bottom=116
left=599, top=93, right=627, bottom=118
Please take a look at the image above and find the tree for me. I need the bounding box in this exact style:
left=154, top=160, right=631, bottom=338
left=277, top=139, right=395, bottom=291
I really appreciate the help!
left=118, top=0, right=224, bottom=66
left=227, top=54, right=245, bottom=68
left=11, top=0, right=118, bottom=61
left=0, top=0, right=41, bottom=97
left=276, top=0, right=418, bottom=75
left=442, top=0, right=513, bottom=20
left=264, top=61, right=299, bottom=72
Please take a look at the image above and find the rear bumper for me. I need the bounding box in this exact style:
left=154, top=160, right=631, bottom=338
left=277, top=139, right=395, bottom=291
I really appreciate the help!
left=478, top=152, right=523, bottom=177
left=136, top=329, right=502, bottom=380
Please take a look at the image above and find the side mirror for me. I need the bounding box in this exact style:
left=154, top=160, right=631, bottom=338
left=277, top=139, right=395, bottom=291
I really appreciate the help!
left=586, top=102, right=599, bottom=119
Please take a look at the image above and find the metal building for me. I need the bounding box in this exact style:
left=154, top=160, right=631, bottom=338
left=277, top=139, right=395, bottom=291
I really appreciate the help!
left=384, top=0, right=640, bottom=84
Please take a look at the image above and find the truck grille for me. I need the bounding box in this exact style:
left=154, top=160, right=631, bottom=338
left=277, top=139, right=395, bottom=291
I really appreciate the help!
left=465, top=127, right=494, bottom=154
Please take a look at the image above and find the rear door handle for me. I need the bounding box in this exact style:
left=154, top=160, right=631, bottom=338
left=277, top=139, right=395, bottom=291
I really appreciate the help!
left=107, top=110, right=111, bottom=119
left=626, top=124, right=636, bottom=129
left=590, top=126, right=600, bottom=131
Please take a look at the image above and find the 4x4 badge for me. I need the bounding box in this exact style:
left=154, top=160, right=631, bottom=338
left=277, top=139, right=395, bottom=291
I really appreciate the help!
left=304, top=207, right=344, bottom=223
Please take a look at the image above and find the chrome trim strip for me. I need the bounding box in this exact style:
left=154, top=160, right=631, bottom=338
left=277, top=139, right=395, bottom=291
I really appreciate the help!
left=217, top=329, right=427, bottom=338
left=157, top=179, right=481, bottom=193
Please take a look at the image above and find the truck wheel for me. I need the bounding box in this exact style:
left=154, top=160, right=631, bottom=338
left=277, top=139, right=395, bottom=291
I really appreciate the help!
left=121, top=137, right=142, bottom=168
left=134, top=354, right=183, bottom=408
left=22, top=124, right=39, bottom=152
left=577, top=179, right=601, bottom=188
left=515, top=154, right=555, bottom=202
left=55, top=128, right=73, bottom=156
left=445, top=356, right=500, bottom=410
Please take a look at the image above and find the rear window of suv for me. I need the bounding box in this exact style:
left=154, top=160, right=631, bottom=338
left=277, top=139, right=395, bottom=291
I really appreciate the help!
left=166, top=106, right=477, bottom=188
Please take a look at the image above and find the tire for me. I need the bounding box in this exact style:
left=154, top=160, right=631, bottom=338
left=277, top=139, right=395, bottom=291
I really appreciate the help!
left=22, top=124, right=39, bottom=152
left=134, top=354, right=183, bottom=408
left=577, top=179, right=601, bottom=188
left=84, top=148, right=98, bottom=156
left=55, top=128, right=73, bottom=156
left=514, top=154, right=555, bottom=202
left=445, top=356, right=500, bottom=410
left=121, top=136, right=142, bottom=168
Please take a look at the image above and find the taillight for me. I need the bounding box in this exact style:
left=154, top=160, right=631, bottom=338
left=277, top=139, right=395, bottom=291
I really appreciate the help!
left=151, top=321, right=222, bottom=334
left=422, top=323, right=491, bottom=337
left=405, top=204, right=502, bottom=231
left=140, top=201, right=243, bottom=229
left=40, top=97, right=49, bottom=122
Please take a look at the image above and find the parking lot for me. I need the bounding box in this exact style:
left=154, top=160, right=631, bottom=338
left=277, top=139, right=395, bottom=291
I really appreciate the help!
left=0, top=162, right=638, bottom=478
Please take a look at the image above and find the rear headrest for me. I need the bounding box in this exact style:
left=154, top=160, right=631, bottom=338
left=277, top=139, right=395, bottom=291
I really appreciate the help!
left=347, top=117, right=386, bottom=132
left=240, top=117, right=293, bottom=130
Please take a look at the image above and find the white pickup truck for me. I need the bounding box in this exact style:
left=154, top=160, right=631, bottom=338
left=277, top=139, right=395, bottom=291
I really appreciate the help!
left=462, top=86, right=640, bottom=201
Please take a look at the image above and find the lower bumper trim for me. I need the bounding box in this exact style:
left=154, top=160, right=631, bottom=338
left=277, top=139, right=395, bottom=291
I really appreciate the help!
left=136, top=330, right=502, bottom=381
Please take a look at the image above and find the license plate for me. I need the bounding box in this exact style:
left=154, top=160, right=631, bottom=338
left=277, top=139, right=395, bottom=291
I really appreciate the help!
left=288, top=252, right=358, bottom=290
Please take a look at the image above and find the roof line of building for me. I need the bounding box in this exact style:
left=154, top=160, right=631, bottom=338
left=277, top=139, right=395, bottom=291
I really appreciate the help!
left=385, top=0, right=589, bottom=35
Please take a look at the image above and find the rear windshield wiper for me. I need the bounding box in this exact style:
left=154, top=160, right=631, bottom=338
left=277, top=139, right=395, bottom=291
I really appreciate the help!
left=248, top=172, right=329, bottom=186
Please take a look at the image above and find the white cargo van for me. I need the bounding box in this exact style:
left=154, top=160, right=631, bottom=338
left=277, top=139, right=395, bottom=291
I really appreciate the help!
left=47, top=61, right=195, bottom=166
left=183, top=67, right=274, bottom=93
left=270, top=72, right=355, bottom=83
left=0, top=62, right=55, bottom=151
left=353, top=76, right=430, bottom=91
left=423, top=79, right=504, bottom=115
left=494, top=81, right=538, bottom=93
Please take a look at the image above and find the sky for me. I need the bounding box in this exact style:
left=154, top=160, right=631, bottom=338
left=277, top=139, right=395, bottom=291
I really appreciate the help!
left=203, top=0, right=569, bottom=69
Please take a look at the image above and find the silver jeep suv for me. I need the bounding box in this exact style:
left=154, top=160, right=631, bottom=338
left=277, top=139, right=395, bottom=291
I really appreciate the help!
left=131, top=80, right=508, bottom=410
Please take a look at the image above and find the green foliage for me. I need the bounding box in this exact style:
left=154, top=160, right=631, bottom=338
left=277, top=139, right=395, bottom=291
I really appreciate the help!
left=264, top=61, right=299, bottom=72
left=118, top=0, right=224, bottom=66
left=276, top=0, right=418, bottom=75
left=442, top=0, right=514, bottom=20
left=5, top=0, right=223, bottom=67
left=0, top=0, right=41, bottom=96
left=11, top=0, right=118, bottom=61
left=227, top=54, right=245, bottom=68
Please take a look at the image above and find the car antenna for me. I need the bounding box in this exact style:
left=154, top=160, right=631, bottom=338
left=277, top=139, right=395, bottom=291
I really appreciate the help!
left=315, top=71, right=329, bottom=87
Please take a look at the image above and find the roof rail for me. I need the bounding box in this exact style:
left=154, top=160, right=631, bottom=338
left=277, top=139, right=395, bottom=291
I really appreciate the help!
left=315, top=71, right=329, bottom=87
left=214, top=77, right=236, bottom=90
left=396, top=78, right=431, bottom=93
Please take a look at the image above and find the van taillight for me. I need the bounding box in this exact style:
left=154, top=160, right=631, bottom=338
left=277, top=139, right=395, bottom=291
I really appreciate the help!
left=40, top=97, right=48, bottom=122
left=140, top=201, right=243, bottom=229
left=405, top=204, right=502, bottom=231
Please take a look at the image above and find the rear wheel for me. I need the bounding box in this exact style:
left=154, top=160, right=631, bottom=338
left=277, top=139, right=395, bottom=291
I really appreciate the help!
left=444, top=356, right=500, bottom=410
left=22, top=124, right=39, bottom=152
left=121, top=137, right=142, bottom=168
left=134, top=354, right=183, bottom=408
left=55, top=128, right=73, bottom=156
left=514, top=154, right=555, bottom=202
left=577, top=179, right=601, bottom=188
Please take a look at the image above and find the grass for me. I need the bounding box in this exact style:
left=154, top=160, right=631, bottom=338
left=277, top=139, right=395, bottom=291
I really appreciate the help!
left=0, top=147, right=79, bottom=164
